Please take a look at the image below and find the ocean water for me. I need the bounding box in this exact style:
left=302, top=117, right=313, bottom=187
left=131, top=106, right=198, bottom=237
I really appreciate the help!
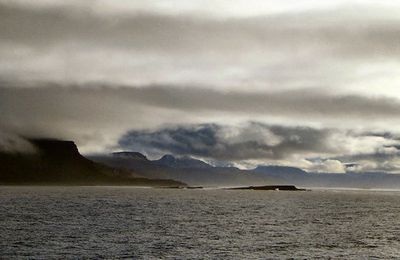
left=1, top=187, right=400, bottom=259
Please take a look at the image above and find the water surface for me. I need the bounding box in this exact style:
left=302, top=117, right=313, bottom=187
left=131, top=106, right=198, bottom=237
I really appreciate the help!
left=1, top=187, right=400, bottom=259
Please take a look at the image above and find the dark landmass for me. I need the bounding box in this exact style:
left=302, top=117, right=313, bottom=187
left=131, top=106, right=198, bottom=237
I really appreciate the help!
left=3, top=138, right=400, bottom=189
left=228, top=185, right=306, bottom=191
left=0, top=139, right=186, bottom=187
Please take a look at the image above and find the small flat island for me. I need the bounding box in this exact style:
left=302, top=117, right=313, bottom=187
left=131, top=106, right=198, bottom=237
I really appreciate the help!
left=228, top=185, right=307, bottom=191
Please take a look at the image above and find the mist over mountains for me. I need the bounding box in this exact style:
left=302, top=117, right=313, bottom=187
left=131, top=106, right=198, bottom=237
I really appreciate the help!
left=1, top=136, right=400, bottom=189
left=90, top=150, right=400, bottom=189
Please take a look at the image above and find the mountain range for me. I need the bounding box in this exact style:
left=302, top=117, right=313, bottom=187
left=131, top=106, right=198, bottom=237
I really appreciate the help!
left=2, top=138, right=400, bottom=189
left=90, top=151, right=400, bottom=189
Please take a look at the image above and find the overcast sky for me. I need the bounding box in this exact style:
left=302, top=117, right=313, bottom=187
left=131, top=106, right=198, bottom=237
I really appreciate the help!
left=1, top=0, right=400, bottom=173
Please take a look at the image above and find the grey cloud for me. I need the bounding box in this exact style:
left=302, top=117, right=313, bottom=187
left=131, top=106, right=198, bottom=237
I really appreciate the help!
left=328, top=138, right=400, bottom=173
left=361, top=131, right=400, bottom=141
left=2, top=85, right=400, bottom=128
left=385, top=145, right=400, bottom=150
left=339, top=154, right=400, bottom=173
left=335, top=150, right=400, bottom=164
left=118, top=123, right=335, bottom=160
left=1, top=3, right=400, bottom=57
left=0, top=131, right=36, bottom=153
left=2, top=2, right=400, bottom=89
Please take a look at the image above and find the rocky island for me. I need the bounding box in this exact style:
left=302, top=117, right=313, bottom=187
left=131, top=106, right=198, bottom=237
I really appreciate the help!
left=228, top=185, right=306, bottom=191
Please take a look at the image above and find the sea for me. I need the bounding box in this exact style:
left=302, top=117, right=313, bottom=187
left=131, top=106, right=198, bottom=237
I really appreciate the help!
left=1, top=186, right=400, bottom=259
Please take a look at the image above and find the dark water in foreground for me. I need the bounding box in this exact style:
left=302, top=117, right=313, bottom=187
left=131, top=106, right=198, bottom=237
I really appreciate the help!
left=1, top=187, right=400, bottom=259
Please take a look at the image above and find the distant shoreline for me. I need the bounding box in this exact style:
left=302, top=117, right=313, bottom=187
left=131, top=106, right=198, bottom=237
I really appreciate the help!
left=3, top=185, right=400, bottom=193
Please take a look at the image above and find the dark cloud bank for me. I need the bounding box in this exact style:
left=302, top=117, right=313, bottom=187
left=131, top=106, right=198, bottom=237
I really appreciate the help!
left=2, top=85, right=400, bottom=122
left=119, top=123, right=332, bottom=161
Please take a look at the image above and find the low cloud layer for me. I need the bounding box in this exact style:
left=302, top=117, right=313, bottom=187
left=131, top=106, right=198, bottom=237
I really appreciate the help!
left=2, top=85, right=400, bottom=129
left=119, top=123, right=400, bottom=173
left=0, top=131, right=36, bottom=154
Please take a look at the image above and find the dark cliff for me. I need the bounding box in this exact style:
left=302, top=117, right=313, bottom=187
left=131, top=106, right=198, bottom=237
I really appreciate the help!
left=0, top=138, right=186, bottom=186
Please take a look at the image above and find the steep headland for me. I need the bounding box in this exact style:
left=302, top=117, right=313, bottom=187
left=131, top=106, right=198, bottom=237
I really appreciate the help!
left=0, top=139, right=186, bottom=187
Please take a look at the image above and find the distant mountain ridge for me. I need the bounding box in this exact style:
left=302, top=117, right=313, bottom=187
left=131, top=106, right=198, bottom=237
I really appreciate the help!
left=154, top=154, right=212, bottom=169
left=91, top=151, right=400, bottom=189
left=90, top=152, right=278, bottom=186
left=112, top=151, right=148, bottom=160
left=4, top=138, right=400, bottom=189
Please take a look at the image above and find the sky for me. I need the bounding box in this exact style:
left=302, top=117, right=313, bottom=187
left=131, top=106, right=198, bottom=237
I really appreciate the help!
left=1, top=0, right=400, bottom=173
